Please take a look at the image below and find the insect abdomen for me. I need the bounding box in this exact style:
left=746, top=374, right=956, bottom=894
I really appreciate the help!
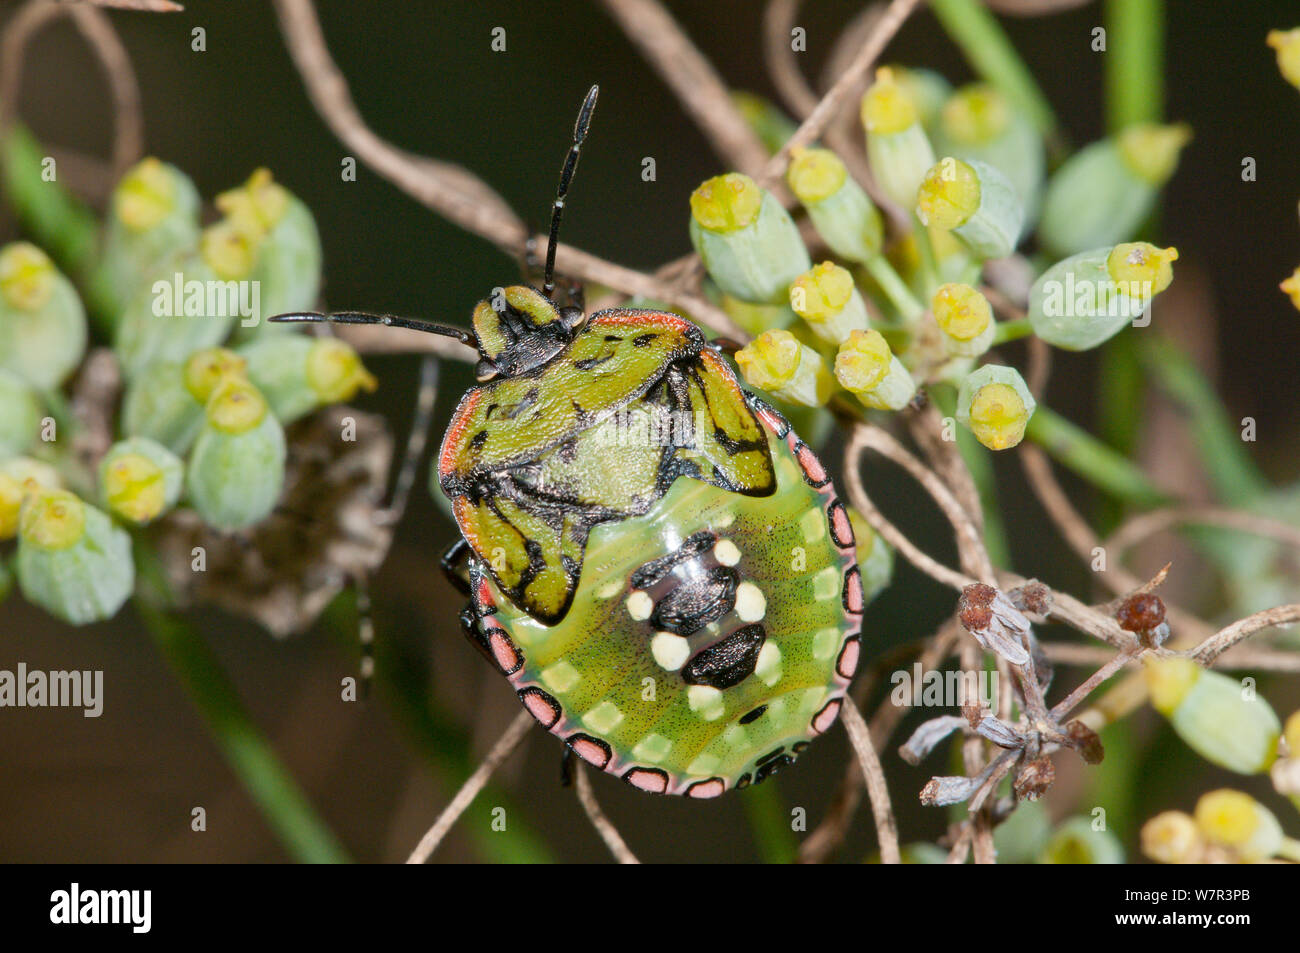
left=473, top=407, right=863, bottom=797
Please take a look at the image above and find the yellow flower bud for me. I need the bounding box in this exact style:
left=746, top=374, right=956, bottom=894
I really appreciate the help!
left=113, top=157, right=180, bottom=232
left=1279, top=267, right=1300, bottom=310
left=0, top=474, right=23, bottom=539
left=834, top=328, right=892, bottom=393
left=19, top=489, right=86, bottom=551
left=1194, top=789, right=1284, bottom=862
left=932, top=282, right=993, bottom=356
left=0, top=242, right=55, bottom=311
left=1106, top=243, right=1178, bottom=300
left=968, top=383, right=1028, bottom=450
left=1285, top=710, right=1300, bottom=755
left=734, top=329, right=833, bottom=407
left=1116, top=123, right=1192, bottom=185
left=1143, top=656, right=1201, bottom=714
left=861, top=68, right=919, bottom=134
left=102, top=453, right=167, bottom=524
left=305, top=338, right=378, bottom=403
left=200, top=220, right=258, bottom=281
left=206, top=378, right=269, bottom=435
left=790, top=262, right=854, bottom=321
left=690, top=173, right=762, bottom=233
left=1141, top=811, right=1203, bottom=864
left=184, top=347, right=249, bottom=403
left=216, top=167, right=291, bottom=237
left=916, top=157, right=981, bottom=230
left=1267, top=28, right=1300, bottom=90
left=939, top=84, right=1010, bottom=146
left=787, top=148, right=848, bottom=204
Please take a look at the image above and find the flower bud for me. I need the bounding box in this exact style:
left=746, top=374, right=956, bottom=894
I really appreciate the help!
left=217, top=169, right=322, bottom=339
left=121, top=361, right=202, bottom=454
left=240, top=334, right=377, bottom=424
left=1027, top=242, right=1178, bottom=351
left=1194, top=789, right=1284, bottom=862
left=955, top=364, right=1035, bottom=450
left=15, top=489, right=133, bottom=625
left=690, top=173, right=811, bottom=304
left=1141, top=811, right=1203, bottom=864
left=113, top=224, right=253, bottom=379
left=97, top=158, right=201, bottom=321
left=731, top=91, right=797, bottom=155
left=788, top=261, right=870, bottom=345
left=834, top=329, right=915, bottom=411
left=0, top=243, right=87, bottom=389
left=1280, top=267, right=1300, bottom=311
left=99, top=437, right=184, bottom=525
left=916, top=157, right=1023, bottom=260
left=734, top=329, right=834, bottom=407
left=933, top=83, right=1045, bottom=229
left=1268, top=28, right=1300, bottom=90
left=0, top=369, right=43, bottom=459
left=185, top=379, right=286, bottom=531
left=861, top=68, right=937, bottom=211
left=1039, top=123, right=1191, bottom=256
left=931, top=282, right=993, bottom=357
left=1144, top=657, right=1281, bottom=774
left=847, top=507, right=893, bottom=605
left=1038, top=816, right=1124, bottom=864
left=786, top=148, right=884, bottom=262
left=886, top=65, right=952, bottom=132
left=0, top=457, right=61, bottom=539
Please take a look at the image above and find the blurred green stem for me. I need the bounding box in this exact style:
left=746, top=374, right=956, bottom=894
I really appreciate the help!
left=1025, top=405, right=1168, bottom=508
left=928, top=0, right=1061, bottom=149
left=740, top=781, right=797, bottom=864
left=135, top=551, right=351, bottom=864
left=1140, top=337, right=1269, bottom=506
left=1104, top=0, right=1164, bottom=132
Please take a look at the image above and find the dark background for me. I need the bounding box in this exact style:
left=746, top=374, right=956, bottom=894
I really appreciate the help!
left=1, top=0, right=1298, bottom=862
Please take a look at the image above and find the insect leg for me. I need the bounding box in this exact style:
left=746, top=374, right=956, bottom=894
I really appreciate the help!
left=440, top=538, right=472, bottom=596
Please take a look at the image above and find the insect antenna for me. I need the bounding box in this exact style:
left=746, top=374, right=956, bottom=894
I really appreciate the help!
left=542, top=84, right=600, bottom=300
left=269, top=310, right=476, bottom=348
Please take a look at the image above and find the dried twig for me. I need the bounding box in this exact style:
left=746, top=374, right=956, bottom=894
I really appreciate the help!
left=1191, top=605, right=1300, bottom=666
left=406, top=710, right=534, bottom=864
left=599, top=0, right=770, bottom=180
left=1106, top=506, right=1300, bottom=556
left=270, top=0, right=742, bottom=339
left=759, top=0, right=924, bottom=189
left=840, top=696, right=901, bottom=864
left=573, top=762, right=641, bottom=864
left=0, top=0, right=144, bottom=178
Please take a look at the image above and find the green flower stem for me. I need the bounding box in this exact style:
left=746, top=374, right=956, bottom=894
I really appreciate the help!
left=1105, top=0, right=1164, bottom=132
left=991, top=317, right=1032, bottom=344
left=1098, top=1, right=1162, bottom=526
left=1140, top=337, right=1269, bottom=506
left=135, top=551, right=350, bottom=864
left=740, top=781, right=797, bottom=864
left=928, top=0, right=1060, bottom=146
left=322, top=594, right=554, bottom=864
left=863, top=254, right=925, bottom=324
left=1025, top=405, right=1168, bottom=508
left=911, top=216, right=942, bottom=298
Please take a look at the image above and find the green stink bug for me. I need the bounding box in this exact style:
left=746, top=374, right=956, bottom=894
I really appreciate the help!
left=272, top=86, right=864, bottom=797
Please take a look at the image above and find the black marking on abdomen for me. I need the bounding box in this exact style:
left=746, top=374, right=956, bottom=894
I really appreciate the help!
left=630, top=530, right=716, bottom=590
left=739, top=705, right=767, bottom=725
left=681, top=623, right=766, bottom=689
left=651, top=565, right=738, bottom=635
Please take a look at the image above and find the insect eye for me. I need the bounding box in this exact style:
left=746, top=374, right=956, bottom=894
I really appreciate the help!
left=474, top=359, right=501, bottom=382
left=559, top=306, right=586, bottom=332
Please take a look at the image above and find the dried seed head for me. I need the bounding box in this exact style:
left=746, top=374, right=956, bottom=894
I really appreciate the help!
left=1014, top=756, right=1055, bottom=801
left=1116, top=591, right=1166, bottom=632
left=920, top=775, right=978, bottom=807
left=1010, top=580, right=1051, bottom=616
left=958, top=583, right=1031, bottom=665
left=1065, top=720, right=1105, bottom=765
left=958, top=582, right=997, bottom=630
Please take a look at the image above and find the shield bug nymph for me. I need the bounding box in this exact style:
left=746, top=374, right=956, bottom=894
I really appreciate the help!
left=272, top=86, right=865, bottom=797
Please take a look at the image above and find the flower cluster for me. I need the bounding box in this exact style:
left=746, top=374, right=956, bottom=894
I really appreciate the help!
left=691, top=69, right=1187, bottom=453
left=0, top=159, right=376, bottom=625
